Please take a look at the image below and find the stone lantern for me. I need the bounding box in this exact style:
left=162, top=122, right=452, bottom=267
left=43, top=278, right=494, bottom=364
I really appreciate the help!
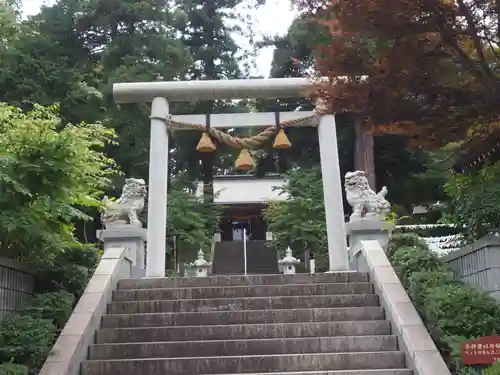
left=278, top=246, right=300, bottom=275
left=188, top=249, right=212, bottom=277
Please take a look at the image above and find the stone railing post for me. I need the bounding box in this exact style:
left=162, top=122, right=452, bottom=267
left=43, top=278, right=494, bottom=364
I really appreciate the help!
left=99, top=177, right=148, bottom=278
left=97, top=225, right=147, bottom=279
left=346, top=220, right=395, bottom=270
left=343, top=169, right=395, bottom=269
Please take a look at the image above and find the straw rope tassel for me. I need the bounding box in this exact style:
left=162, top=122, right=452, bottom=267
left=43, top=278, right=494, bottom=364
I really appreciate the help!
left=235, top=149, right=254, bottom=171
left=196, top=132, right=216, bottom=152
left=196, top=114, right=216, bottom=152
left=272, top=111, right=291, bottom=149
left=273, top=128, right=291, bottom=149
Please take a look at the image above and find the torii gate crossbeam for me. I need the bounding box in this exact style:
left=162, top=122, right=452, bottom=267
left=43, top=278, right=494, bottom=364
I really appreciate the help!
left=112, top=78, right=349, bottom=277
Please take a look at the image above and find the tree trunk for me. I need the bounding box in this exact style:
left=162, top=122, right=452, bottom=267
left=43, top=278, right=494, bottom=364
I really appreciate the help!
left=353, top=117, right=376, bottom=190
left=497, top=0, right=500, bottom=52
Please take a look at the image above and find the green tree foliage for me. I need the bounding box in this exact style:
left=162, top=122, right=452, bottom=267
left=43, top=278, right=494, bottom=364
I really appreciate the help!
left=262, top=164, right=443, bottom=268
left=170, top=0, right=261, bottom=200
left=411, top=141, right=500, bottom=237
left=264, top=167, right=327, bottom=263
left=254, top=15, right=321, bottom=174
left=174, top=0, right=242, bottom=81
left=0, top=2, right=102, bottom=123
left=0, top=103, right=118, bottom=263
left=0, top=0, right=250, bottom=263
left=444, top=161, right=500, bottom=240
left=76, top=0, right=194, bottom=178
left=0, top=0, right=256, bottom=182
left=255, top=13, right=439, bottom=214
left=166, top=178, right=224, bottom=261
left=0, top=1, right=18, bottom=51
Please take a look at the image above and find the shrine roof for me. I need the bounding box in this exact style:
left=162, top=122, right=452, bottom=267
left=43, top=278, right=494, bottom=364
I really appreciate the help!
left=196, top=175, right=289, bottom=204
left=452, top=129, right=500, bottom=173
left=212, top=173, right=284, bottom=180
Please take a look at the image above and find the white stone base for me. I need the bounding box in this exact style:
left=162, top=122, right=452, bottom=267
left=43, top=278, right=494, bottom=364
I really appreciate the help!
left=141, top=276, right=166, bottom=279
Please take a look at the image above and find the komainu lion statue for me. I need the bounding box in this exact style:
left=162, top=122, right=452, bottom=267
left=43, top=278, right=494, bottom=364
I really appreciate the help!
left=101, top=178, right=147, bottom=228
left=344, top=170, right=391, bottom=222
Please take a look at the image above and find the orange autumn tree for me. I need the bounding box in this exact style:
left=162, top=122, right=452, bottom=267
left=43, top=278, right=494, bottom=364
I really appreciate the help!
left=294, top=0, right=500, bottom=188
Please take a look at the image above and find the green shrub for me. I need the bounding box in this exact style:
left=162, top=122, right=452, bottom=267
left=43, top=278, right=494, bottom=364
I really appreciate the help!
left=407, top=270, right=459, bottom=307
left=485, top=361, right=500, bottom=375
left=388, top=232, right=500, bottom=372
left=0, top=315, right=56, bottom=370
left=389, top=245, right=447, bottom=288
left=387, top=232, right=429, bottom=258
left=0, top=363, right=28, bottom=375
left=22, top=291, right=75, bottom=329
left=422, top=283, right=500, bottom=339
left=61, top=245, right=100, bottom=270
left=34, top=246, right=99, bottom=297
left=459, top=367, right=482, bottom=375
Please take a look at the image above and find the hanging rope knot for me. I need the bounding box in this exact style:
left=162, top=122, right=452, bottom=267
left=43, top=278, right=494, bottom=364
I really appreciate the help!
left=273, top=111, right=291, bottom=149
left=314, top=98, right=329, bottom=114
left=196, top=113, right=216, bottom=152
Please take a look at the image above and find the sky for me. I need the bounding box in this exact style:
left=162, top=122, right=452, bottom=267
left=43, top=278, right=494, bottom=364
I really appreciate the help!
left=21, top=0, right=299, bottom=77
left=246, top=0, right=299, bottom=76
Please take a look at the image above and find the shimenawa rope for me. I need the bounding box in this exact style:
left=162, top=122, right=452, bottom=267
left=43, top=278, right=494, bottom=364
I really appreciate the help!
left=167, top=114, right=319, bottom=149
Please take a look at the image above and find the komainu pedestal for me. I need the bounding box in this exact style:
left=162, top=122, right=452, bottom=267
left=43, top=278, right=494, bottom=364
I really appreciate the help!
left=344, top=170, right=394, bottom=268
left=98, top=178, right=148, bottom=278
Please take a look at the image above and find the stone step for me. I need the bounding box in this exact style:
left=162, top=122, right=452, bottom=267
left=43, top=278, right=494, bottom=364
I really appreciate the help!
left=81, top=352, right=406, bottom=375
left=212, top=241, right=245, bottom=275
left=180, top=371, right=412, bottom=375
left=117, top=273, right=369, bottom=290
left=112, top=283, right=374, bottom=301
left=243, top=241, right=279, bottom=275
left=108, top=294, right=379, bottom=314
left=101, top=306, right=385, bottom=328
left=95, top=321, right=391, bottom=344
left=88, top=335, right=399, bottom=359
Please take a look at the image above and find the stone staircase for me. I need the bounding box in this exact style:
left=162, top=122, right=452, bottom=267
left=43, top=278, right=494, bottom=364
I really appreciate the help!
left=212, top=240, right=278, bottom=275
left=212, top=241, right=245, bottom=274
left=81, top=273, right=412, bottom=375
left=245, top=240, right=279, bottom=274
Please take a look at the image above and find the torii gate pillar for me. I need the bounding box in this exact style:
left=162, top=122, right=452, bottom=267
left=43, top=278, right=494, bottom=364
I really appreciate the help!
left=318, top=114, right=349, bottom=272
left=146, top=97, right=170, bottom=278
left=113, top=78, right=349, bottom=277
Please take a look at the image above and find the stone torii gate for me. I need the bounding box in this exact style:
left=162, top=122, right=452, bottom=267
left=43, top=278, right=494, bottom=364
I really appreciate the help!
left=113, top=78, right=349, bottom=278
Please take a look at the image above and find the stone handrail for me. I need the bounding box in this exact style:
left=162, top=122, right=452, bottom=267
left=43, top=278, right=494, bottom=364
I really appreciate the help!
left=354, top=240, right=451, bottom=375
left=38, top=246, right=135, bottom=375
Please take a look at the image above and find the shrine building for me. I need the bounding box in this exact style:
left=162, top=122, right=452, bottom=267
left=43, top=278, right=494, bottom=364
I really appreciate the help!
left=195, top=174, right=288, bottom=242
